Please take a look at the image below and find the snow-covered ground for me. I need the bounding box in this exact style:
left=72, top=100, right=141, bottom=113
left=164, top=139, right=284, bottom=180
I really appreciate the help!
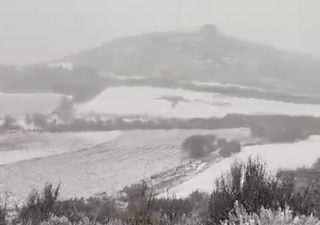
left=171, top=135, right=320, bottom=197
left=3, top=86, right=320, bottom=120
left=0, top=92, right=65, bottom=117
left=0, top=131, right=121, bottom=165
left=77, top=87, right=320, bottom=118
left=0, top=128, right=250, bottom=200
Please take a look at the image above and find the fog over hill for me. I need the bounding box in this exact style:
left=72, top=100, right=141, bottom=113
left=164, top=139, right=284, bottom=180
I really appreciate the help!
left=64, top=25, right=320, bottom=97
left=0, top=64, right=105, bottom=102
left=1, top=25, right=320, bottom=102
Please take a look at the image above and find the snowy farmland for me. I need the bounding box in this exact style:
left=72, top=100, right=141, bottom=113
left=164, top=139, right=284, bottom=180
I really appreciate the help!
left=0, top=131, right=121, bottom=165
left=2, top=86, right=320, bottom=120
left=77, top=86, right=320, bottom=118
left=0, top=128, right=251, bottom=200
left=170, top=135, right=320, bottom=197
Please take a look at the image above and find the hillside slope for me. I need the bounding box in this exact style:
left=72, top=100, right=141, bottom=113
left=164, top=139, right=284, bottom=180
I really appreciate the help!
left=2, top=25, right=320, bottom=103
left=66, top=25, right=320, bottom=97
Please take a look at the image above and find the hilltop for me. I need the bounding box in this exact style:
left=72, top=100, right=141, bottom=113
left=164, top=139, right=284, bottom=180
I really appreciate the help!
left=65, top=25, right=320, bottom=97
left=1, top=25, right=320, bottom=102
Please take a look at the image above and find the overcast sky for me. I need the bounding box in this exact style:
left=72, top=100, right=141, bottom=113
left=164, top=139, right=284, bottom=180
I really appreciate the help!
left=1, top=0, right=320, bottom=65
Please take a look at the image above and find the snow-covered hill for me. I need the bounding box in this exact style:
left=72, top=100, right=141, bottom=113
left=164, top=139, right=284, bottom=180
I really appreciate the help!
left=66, top=25, right=320, bottom=98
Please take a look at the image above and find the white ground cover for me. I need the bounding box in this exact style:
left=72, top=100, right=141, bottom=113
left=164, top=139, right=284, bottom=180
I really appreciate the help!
left=0, top=128, right=249, bottom=200
left=170, top=135, right=320, bottom=197
left=0, top=131, right=121, bottom=165
left=77, top=86, right=320, bottom=118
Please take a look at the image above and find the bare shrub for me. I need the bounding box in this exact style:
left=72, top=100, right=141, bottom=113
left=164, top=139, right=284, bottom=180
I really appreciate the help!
left=18, top=183, right=60, bottom=225
left=0, top=195, right=8, bottom=225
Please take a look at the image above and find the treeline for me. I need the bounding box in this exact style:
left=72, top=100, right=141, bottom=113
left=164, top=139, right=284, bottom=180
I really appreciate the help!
left=0, top=65, right=106, bottom=102
left=3, top=114, right=320, bottom=143
left=2, top=158, right=320, bottom=225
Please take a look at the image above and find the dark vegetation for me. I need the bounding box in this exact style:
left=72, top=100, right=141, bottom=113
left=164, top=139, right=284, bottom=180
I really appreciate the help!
left=182, top=135, right=241, bottom=159
left=0, top=196, right=8, bottom=225
left=17, top=184, right=60, bottom=225
left=2, top=158, right=320, bottom=225
left=278, top=158, right=320, bottom=191
left=3, top=114, right=318, bottom=145
left=182, top=135, right=218, bottom=158
left=0, top=65, right=106, bottom=102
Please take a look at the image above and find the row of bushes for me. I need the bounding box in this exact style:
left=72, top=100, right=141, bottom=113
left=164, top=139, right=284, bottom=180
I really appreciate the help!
left=182, top=134, right=241, bottom=159
left=0, top=182, right=208, bottom=225
left=2, top=114, right=317, bottom=144
left=2, top=158, right=320, bottom=225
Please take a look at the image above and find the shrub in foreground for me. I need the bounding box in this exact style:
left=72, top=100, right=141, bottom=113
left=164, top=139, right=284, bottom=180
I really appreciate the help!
left=207, top=158, right=289, bottom=224
left=18, top=183, right=60, bottom=225
left=40, top=215, right=71, bottom=225
left=0, top=196, right=8, bottom=225
left=5, top=157, right=320, bottom=225
left=54, top=196, right=118, bottom=224
left=221, top=202, right=320, bottom=225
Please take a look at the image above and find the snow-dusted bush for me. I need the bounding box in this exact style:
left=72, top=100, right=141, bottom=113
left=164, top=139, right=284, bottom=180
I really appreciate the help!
left=18, top=183, right=60, bottom=225
left=221, top=202, right=320, bottom=225
left=40, top=215, right=71, bottom=225
left=0, top=196, right=8, bottom=225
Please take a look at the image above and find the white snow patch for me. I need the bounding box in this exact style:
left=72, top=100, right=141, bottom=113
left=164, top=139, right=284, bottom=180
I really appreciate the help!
left=0, top=131, right=121, bottom=165
left=77, top=86, right=320, bottom=118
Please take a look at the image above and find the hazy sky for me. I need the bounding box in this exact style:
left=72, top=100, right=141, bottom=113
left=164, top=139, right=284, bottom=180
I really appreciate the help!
left=1, top=0, right=320, bottom=65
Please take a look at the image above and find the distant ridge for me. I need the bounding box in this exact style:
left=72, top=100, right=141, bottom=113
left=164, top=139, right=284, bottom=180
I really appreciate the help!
left=64, top=25, right=320, bottom=97
left=1, top=25, right=320, bottom=102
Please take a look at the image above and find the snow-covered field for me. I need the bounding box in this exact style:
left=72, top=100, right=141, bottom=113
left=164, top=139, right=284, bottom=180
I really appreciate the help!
left=0, top=92, right=65, bottom=117
left=0, top=128, right=250, bottom=200
left=2, top=86, right=320, bottom=119
left=78, top=86, right=320, bottom=118
left=171, top=135, right=320, bottom=197
left=0, top=131, right=121, bottom=165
